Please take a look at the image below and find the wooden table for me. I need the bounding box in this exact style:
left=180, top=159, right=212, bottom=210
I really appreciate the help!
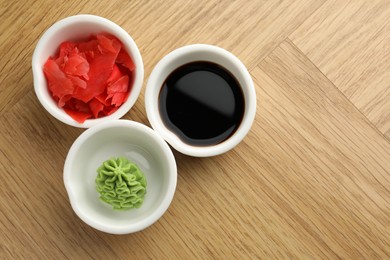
left=1, top=0, right=389, bottom=258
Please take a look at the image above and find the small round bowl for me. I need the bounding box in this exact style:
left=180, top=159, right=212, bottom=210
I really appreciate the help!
left=32, top=14, right=144, bottom=128
left=63, top=120, right=177, bottom=234
left=145, top=44, right=256, bottom=157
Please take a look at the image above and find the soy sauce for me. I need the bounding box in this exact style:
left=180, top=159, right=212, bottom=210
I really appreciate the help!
left=159, top=61, right=245, bottom=146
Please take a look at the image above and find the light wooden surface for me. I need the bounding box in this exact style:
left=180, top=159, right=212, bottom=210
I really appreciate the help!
left=1, top=0, right=389, bottom=258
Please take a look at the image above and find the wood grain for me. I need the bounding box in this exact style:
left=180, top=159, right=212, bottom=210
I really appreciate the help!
left=253, top=40, right=390, bottom=258
left=290, top=0, right=390, bottom=134
left=0, top=0, right=389, bottom=259
left=0, top=0, right=325, bottom=116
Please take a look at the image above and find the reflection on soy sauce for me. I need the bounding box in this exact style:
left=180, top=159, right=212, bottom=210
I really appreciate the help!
left=159, top=61, right=245, bottom=146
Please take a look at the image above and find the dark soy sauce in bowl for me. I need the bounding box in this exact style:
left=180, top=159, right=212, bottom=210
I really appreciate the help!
left=158, top=61, right=245, bottom=146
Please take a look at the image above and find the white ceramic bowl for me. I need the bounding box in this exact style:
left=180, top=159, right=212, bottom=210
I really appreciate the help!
left=145, top=44, right=256, bottom=157
left=63, top=120, right=177, bottom=234
left=32, top=14, right=144, bottom=128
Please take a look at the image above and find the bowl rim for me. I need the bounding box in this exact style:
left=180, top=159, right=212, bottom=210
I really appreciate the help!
left=145, top=44, right=256, bottom=157
left=32, top=14, right=144, bottom=128
left=63, top=120, right=177, bottom=234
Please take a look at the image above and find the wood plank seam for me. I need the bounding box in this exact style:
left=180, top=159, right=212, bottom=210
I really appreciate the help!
left=246, top=0, right=328, bottom=72
left=280, top=38, right=390, bottom=145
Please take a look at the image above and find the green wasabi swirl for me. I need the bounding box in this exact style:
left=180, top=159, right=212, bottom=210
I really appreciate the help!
left=95, top=157, right=147, bottom=210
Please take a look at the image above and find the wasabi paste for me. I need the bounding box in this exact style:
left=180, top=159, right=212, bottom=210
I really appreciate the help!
left=95, top=157, right=147, bottom=210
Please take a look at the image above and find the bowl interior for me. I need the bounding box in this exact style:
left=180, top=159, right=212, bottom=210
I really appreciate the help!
left=33, top=15, right=144, bottom=128
left=64, top=121, right=176, bottom=233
